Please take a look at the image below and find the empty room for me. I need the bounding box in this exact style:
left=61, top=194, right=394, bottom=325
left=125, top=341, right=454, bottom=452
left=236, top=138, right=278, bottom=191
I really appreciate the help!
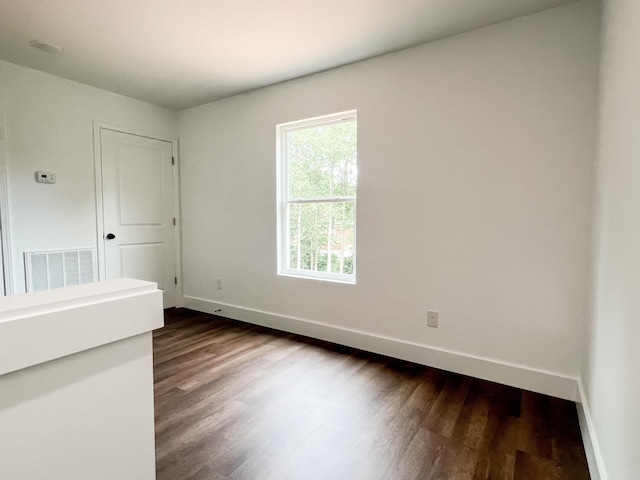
left=0, top=0, right=637, bottom=479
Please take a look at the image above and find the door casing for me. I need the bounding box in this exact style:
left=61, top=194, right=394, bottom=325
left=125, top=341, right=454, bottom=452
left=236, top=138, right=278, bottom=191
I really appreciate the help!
left=0, top=112, right=11, bottom=295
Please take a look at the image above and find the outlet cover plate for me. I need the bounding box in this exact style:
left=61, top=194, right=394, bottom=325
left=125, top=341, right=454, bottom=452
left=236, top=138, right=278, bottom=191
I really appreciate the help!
left=427, top=311, right=438, bottom=328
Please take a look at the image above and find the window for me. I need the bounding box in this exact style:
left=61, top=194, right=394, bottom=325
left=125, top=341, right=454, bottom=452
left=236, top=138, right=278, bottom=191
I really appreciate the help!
left=277, top=111, right=357, bottom=283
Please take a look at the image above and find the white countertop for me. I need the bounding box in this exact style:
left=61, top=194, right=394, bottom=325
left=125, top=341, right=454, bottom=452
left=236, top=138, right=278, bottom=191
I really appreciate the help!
left=0, top=278, right=164, bottom=375
left=0, top=278, right=158, bottom=322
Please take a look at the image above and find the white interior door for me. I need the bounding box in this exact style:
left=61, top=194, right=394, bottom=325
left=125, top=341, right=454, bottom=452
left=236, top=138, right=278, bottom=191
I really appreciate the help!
left=100, top=129, right=176, bottom=308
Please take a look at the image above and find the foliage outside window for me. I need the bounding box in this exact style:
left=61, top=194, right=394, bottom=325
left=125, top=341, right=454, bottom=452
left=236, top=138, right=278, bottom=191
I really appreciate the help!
left=277, top=111, right=357, bottom=283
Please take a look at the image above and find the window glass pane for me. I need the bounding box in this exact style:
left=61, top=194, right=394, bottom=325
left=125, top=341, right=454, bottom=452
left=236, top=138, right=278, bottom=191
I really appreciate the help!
left=287, top=121, right=357, bottom=199
left=287, top=201, right=354, bottom=275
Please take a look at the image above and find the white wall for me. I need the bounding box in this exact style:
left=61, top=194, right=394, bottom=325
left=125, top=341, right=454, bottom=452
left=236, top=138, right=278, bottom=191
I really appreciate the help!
left=179, top=0, right=600, bottom=394
left=581, top=0, right=640, bottom=478
left=0, top=60, right=178, bottom=294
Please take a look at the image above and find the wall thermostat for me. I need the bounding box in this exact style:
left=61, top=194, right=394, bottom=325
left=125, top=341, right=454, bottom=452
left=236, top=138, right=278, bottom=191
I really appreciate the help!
left=35, top=171, right=56, bottom=184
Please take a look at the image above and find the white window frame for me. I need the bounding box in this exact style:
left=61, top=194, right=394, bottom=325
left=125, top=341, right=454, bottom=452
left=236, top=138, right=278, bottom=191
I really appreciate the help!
left=276, top=110, right=357, bottom=284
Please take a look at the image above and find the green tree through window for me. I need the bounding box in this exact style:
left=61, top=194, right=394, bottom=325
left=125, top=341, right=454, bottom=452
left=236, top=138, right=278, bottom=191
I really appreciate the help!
left=278, top=111, right=357, bottom=282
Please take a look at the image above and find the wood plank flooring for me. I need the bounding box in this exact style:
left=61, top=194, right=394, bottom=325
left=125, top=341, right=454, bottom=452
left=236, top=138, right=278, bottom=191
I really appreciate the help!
left=154, top=308, right=590, bottom=480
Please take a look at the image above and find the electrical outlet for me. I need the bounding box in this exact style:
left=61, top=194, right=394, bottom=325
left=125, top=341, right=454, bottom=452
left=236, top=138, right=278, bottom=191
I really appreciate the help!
left=216, top=278, right=223, bottom=291
left=427, top=311, right=439, bottom=328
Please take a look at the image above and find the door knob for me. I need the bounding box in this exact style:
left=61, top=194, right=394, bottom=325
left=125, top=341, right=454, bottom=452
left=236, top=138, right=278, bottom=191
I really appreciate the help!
left=106, top=233, right=116, bottom=240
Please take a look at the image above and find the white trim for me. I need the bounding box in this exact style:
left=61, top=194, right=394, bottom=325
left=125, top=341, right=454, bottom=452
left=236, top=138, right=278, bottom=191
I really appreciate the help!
left=278, top=110, right=358, bottom=131
left=0, top=111, right=13, bottom=295
left=92, top=120, right=182, bottom=306
left=288, top=196, right=356, bottom=204
left=172, top=139, right=184, bottom=307
left=92, top=122, right=107, bottom=281
left=577, top=379, right=608, bottom=480
left=278, top=270, right=356, bottom=284
left=183, top=295, right=579, bottom=401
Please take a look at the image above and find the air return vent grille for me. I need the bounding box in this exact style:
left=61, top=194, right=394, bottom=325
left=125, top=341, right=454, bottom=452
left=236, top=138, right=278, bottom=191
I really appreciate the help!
left=24, top=248, right=97, bottom=292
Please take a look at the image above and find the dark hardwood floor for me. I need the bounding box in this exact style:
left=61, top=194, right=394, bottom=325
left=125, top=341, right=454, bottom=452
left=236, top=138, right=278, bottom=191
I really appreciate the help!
left=154, top=308, right=590, bottom=480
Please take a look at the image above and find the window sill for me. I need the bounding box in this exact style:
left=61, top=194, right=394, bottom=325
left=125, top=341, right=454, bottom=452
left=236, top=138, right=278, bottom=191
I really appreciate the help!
left=278, top=270, right=356, bottom=285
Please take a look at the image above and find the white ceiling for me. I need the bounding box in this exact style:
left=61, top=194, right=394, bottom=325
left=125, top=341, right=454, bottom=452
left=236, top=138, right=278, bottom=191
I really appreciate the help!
left=0, top=0, right=575, bottom=111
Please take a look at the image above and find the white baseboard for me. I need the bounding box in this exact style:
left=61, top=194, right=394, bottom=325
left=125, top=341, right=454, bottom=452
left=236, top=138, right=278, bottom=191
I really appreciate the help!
left=577, top=380, right=608, bottom=480
left=183, top=296, right=579, bottom=401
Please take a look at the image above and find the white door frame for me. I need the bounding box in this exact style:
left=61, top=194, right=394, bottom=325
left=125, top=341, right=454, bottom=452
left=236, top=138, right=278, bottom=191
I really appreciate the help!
left=93, top=120, right=183, bottom=306
left=0, top=111, right=13, bottom=295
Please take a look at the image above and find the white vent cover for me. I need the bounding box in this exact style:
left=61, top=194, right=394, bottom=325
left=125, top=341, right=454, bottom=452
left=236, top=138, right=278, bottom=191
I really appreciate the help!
left=24, top=248, right=97, bottom=292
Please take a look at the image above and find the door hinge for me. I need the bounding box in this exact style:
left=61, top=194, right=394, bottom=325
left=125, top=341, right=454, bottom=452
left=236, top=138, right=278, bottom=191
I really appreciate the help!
left=172, top=156, right=175, bottom=166
left=174, top=277, right=178, bottom=285
left=173, top=217, right=176, bottom=226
